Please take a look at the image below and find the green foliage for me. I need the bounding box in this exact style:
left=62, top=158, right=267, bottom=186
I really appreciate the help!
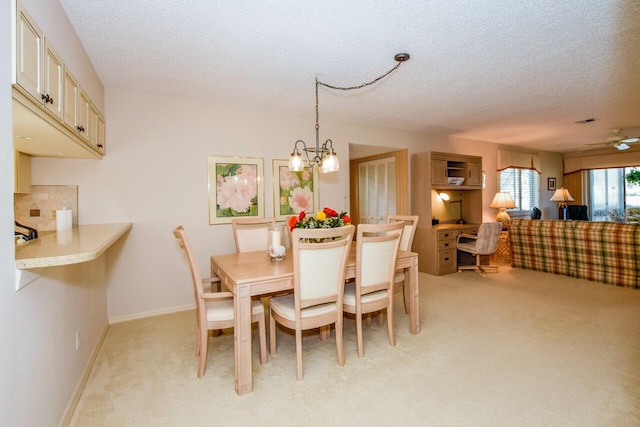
left=626, top=168, right=640, bottom=186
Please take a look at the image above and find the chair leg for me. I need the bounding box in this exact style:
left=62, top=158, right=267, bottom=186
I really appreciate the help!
left=387, top=306, right=395, bottom=347
left=257, top=315, right=267, bottom=365
left=364, top=313, right=372, bottom=326
left=195, top=326, right=201, bottom=357
left=336, top=318, right=345, bottom=366
left=295, top=328, right=304, bottom=380
left=377, top=311, right=385, bottom=326
left=269, top=313, right=277, bottom=355
left=197, top=327, right=208, bottom=378
left=402, top=282, right=409, bottom=315
left=356, top=311, right=364, bottom=358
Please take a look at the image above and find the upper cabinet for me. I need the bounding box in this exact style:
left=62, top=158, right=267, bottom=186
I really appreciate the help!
left=12, top=1, right=105, bottom=160
left=430, top=152, right=483, bottom=189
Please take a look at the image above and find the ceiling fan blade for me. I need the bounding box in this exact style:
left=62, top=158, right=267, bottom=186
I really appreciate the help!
left=621, top=136, right=639, bottom=143
left=615, top=142, right=630, bottom=150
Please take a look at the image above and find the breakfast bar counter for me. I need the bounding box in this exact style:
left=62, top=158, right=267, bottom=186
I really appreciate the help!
left=15, top=223, right=132, bottom=269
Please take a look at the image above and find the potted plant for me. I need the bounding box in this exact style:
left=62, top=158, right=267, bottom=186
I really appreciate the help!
left=626, top=168, right=640, bottom=186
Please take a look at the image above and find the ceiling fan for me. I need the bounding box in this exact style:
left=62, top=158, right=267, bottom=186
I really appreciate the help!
left=580, top=129, right=640, bottom=151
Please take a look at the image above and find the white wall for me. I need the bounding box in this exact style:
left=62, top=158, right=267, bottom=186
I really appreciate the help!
left=1, top=2, right=17, bottom=427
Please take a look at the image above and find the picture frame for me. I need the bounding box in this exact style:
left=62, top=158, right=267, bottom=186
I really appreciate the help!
left=208, top=156, right=264, bottom=224
left=272, top=159, right=319, bottom=221
left=548, top=177, right=557, bottom=191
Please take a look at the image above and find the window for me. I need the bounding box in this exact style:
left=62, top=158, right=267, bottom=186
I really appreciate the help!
left=589, top=167, right=639, bottom=221
left=499, top=168, right=540, bottom=214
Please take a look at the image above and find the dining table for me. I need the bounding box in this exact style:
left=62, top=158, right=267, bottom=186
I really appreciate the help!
left=210, top=246, right=419, bottom=395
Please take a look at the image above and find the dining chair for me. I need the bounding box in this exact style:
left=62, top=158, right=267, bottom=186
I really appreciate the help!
left=343, top=222, right=404, bottom=358
left=456, top=222, right=502, bottom=275
left=386, top=214, right=419, bottom=314
left=173, top=226, right=267, bottom=377
left=269, top=225, right=355, bottom=380
left=231, top=217, right=276, bottom=253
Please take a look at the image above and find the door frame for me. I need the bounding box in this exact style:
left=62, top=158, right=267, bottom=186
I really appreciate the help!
left=349, top=149, right=409, bottom=229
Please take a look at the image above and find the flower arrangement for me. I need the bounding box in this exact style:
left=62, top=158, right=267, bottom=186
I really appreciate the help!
left=288, top=207, right=351, bottom=231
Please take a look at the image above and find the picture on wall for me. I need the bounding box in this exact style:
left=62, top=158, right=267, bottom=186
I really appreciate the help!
left=548, top=177, right=557, bottom=191
left=272, top=159, right=319, bottom=221
left=208, top=156, right=264, bottom=224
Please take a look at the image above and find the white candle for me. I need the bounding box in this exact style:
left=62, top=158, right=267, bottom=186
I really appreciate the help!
left=272, top=229, right=281, bottom=248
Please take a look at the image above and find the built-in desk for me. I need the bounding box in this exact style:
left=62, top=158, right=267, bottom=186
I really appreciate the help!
left=414, top=223, right=479, bottom=275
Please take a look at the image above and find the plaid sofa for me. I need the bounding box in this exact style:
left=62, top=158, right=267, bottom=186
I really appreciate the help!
left=509, top=219, right=640, bottom=289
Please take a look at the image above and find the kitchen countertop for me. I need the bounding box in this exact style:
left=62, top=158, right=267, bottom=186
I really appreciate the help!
left=15, top=223, right=132, bottom=269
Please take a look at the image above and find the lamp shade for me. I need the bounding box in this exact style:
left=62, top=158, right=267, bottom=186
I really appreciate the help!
left=490, top=192, right=516, bottom=209
left=550, top=188, right=574, bottom=203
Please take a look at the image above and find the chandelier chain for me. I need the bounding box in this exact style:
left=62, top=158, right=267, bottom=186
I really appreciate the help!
left=314, top=60, right=404, bottom=128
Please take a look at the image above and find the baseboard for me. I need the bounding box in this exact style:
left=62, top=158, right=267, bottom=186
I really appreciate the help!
left=108, top=303, right=195, bottom=324
left=58, top=323, right=109, bottom=427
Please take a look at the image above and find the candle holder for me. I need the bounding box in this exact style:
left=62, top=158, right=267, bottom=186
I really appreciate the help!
left=268, top=224, right=286, bottom=262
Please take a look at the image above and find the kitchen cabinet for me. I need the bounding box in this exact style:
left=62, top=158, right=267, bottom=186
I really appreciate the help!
left=12, top=1, right=106, bottom=159
left=14, top=150, right=32, bottom=194
left=63, top=68, right=78, bottom=129
left=16, top=4, right=64, bottom=120
left=89, top=102, right=106, bottom=154
left=43, top=42, right=64, bottom=120
left=77, top=87, right=91, bottom=142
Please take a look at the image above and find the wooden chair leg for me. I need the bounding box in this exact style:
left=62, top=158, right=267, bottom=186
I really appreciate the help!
left=257, top=315, right=267, bottom=365
left=269, top=313, right=277, bottom=355
left=336, top=318, right=345, bottom=366
left=197, top=327, right=208, bottom=378
left=356, top=312, right=364, bottom=358
left=387, top=306, right=395, bottom=347
left=295, top=328, right=304, bottom=380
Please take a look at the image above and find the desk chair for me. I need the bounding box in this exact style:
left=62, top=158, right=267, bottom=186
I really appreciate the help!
left=173, top=226, right=267, bottom=377
left=456, top=222, right=502, bottom=275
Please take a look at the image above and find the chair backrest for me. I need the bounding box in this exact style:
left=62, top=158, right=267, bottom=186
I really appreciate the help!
left=474, top=222, right=502, bottom=255
left=232, top=217, right=276, bottom=252
left=173, top=226, right=206, bottom=322
left=291, top=225, right=355, bottom=313
left=387, top=214, right=419, bottom=252
left=356, top=222, right=404, bottom=295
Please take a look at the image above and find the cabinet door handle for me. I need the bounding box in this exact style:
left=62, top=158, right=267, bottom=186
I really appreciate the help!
left=444, top=243, right=449, bottom=247
left=444, top=257, right=450, bottom=261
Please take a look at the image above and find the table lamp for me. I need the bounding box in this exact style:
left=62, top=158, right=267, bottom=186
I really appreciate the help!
left=490, top=192, right=516, bottom=229
left=550, top=188, right=574, bottom=220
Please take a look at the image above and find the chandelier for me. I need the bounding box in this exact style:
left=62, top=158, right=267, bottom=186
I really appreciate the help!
left=288, top=53, right=410, bottom=173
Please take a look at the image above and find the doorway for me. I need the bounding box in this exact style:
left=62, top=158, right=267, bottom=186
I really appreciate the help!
left=349, top=149, right=409, bottom=228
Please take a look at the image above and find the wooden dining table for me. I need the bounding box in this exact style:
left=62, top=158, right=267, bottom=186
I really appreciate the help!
left=210, top=247, right=419, bottom=395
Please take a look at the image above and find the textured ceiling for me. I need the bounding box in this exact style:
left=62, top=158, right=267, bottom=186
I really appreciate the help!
left=58, top=0, right=640, bottom=153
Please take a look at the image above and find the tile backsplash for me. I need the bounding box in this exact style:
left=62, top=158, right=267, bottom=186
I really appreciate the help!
left=14, top=185, right=78, bottom=231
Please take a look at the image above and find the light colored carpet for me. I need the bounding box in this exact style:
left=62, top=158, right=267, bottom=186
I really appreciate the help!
left=69, top=267, right=640, bottom=426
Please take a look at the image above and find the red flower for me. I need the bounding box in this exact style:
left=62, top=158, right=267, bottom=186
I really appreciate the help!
left=298, top=211, right=306, bottom=220
left=342, top=214, right=351, bottom=224
left=323, top=207, right=338, bottom=217
left=288, top=215, right=298, bottom=231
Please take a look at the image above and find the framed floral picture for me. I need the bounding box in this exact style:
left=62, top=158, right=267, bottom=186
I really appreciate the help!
left=272, top=159, right=319, bottom=221
left=208, top=156, right=264, bottom=224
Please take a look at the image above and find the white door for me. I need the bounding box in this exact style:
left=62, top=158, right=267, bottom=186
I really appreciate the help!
left=358, top=157, right=396, bottom=224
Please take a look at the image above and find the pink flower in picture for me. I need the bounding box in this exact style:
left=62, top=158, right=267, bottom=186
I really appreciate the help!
left=216, top=165, right=257, bottom=213
left=279, top=168, right=299, bottom=190
left=288, top=186, right=313, bottom=212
